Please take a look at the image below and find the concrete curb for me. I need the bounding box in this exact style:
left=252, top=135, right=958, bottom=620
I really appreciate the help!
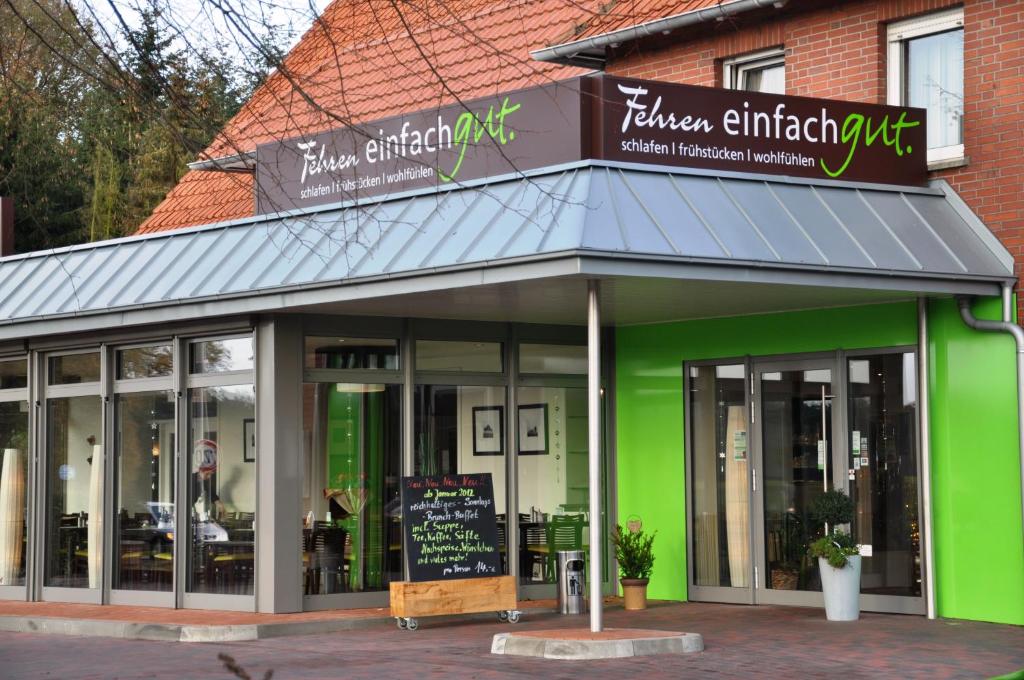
left=0, top=613, right=396, bottom=643
left=491, top=631, right=704, bottom=660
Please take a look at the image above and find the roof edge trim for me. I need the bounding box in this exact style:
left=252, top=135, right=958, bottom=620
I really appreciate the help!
left=930, top=179, right=1015, bottom=275
left=187, top=150, right=257, bottom=172
left=531, top=0, right=785, bottom=67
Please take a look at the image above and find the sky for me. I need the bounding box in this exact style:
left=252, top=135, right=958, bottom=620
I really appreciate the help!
left=83, top=0, right=333, bottom=62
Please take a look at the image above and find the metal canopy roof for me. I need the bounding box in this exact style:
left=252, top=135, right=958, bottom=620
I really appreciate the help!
left=0, top=160, right=1012, bottom=334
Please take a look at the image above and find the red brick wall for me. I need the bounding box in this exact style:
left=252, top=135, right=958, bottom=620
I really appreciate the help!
left=608, top=0, right=1024, bottom=316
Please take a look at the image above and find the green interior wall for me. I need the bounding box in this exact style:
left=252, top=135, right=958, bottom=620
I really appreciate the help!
left=327, top=390, right=385, bottom=590
left=615, top=297, right=1023, bottom=625
left=928, top=297, right=1023, bottom=625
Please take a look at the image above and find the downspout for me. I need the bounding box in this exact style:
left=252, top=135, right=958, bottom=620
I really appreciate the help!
left=957, top=286, right=1024, bottom=565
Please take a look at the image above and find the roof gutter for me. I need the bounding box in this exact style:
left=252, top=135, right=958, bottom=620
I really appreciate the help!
left=187, top=150, right=256, bottom=173
left=957, top=286, right=1024, bottom=565
left=531, top=0, right=787, bottom=67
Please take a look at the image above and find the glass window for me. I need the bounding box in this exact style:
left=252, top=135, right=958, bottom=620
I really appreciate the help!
left=302, top=383, right=402, bottom=594
left=416, top=340, right=502, bottom=373
left=516, top=386, right=592, bottom=585
left=0, top=401, right=29, bottom=586
left=189, top=337, right=253, bottom=374
left=725, top=50, right=785, bottom=94
left=414, top=385, right=508, bottom=573
left=117, top=345, right=173, bottom=380
left=0, top=359, right=27, bottom=390
left=519, top=344, right=587, bottom=375
left=847, top=352, right=920, bottom=597
left=305, top=337, right=399, bottom=370
left=49, top=353, right=101, bottom=385
left=888, top=9, right=964, bottom=163
left=906, top=29, right=963, bottom=150
left=44, top=395, right=103, bottom=588
left=187, top=384, right=256, bottom=595
left=113, top=391, right=176, bottom=592
left=689, top=364, right=750, bottom=588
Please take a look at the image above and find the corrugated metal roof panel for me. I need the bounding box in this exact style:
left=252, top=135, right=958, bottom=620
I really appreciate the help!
left=0, top=162, right=1012, bottom=326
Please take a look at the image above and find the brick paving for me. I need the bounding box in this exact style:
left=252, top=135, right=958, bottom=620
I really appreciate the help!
left=0, top=601, right=1021, bottom=679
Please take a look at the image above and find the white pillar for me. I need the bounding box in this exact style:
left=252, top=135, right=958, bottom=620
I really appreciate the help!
left=587, top=280, right=603, bottom=633
left=918, top=297, right=936, bottom=619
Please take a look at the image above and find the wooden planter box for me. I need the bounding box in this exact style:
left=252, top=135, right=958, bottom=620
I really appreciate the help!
left=390, top=575, right=516, bottom=619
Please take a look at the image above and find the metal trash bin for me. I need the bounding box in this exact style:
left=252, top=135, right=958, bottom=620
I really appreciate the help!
left=556, top=550, right=587, bottom=614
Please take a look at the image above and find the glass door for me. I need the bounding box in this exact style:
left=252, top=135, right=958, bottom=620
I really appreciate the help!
left=687, top=363, right=753, bottom=603
left=752, top=358, right=841, bottom=607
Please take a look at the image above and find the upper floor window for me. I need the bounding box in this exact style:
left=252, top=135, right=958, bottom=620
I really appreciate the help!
left=724, top=48, right=785, bottom=95
left=887, top=8, right=964, bottom=165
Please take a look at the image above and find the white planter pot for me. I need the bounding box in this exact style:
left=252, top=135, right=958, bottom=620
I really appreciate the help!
left=818, top=555, right=861, bottom=621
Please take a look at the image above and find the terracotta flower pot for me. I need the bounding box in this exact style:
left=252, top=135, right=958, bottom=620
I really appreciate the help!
left=620, top=577, right=649, bottom=610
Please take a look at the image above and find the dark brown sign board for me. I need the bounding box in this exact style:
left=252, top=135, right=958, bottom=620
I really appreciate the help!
left=255, top=81, right=584, bottom=214
left=594, top=75, right=927, bottom=187
left=401, top=473, right=502, bottom=582
left=254, top=75, right=927, bottom=214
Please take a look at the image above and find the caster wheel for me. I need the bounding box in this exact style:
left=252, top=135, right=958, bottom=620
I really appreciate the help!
left=406, top=618, right=419, bottom=631
left=396, top=617, right=407, bottom=630
left=508, top=610, right=521, bottom=623
left=497, top=611, right=509, bottom=622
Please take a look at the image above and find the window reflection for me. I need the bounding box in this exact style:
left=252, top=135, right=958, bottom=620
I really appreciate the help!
left=45, top=395, right=103, bottom=588
left=117, top=346, right=173, bottom=379
left=187, top=385, right=256, bottom=595
left=0, top=402, right=28, bottom=586
left=113, top=391, right=175, bottom=592
left=190, top=338, right=253, bottom=374
left=848, top=353, right=920, bottom=597
left=49, top=353, right=101, bottom=385
left=516, top=387, right=590, bottom=585
left=690, top=365, right=749, bottom=588
left=415, top=385, right=508, bottom=573
left=305, top=337, right=398, bottom=370
left=0, top=360, right=27, bottom=390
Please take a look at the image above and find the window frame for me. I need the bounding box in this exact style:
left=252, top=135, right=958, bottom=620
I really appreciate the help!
left=723, top=48, right=786, bottom=94
left=887, top=8, right=965, bottom=166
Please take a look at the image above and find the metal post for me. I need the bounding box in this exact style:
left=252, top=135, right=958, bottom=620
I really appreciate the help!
left=587, top=280, right=602, bottom=633
left=918, top=297, right=937, bottom=620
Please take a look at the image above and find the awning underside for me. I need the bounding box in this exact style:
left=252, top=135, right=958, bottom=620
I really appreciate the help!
left=0, top=161, right=1012, bottom=328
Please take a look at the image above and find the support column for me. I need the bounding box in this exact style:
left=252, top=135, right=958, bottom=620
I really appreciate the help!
left=918, top=297, right=936, bottom=620
left=255, top=317, right=303, bottom=613
left=587, top=280, right=603, bottom=633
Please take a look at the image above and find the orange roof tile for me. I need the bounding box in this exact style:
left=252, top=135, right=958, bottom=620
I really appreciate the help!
left=138, top=0, right=602, bottom=234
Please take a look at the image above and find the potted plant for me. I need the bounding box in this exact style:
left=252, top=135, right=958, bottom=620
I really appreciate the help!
left=610, top=523, right=656, bottom=610
left=808, top=489, right=861, bottom=621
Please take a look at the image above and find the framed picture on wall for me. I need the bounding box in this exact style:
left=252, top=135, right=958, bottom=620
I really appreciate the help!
left=472, top=406, right=504, bottom=456
left=518, top=404, right=548, bottom=455
left=243, top=418, right=256, bottom=462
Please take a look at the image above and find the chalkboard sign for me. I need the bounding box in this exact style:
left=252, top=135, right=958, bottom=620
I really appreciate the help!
left=401, top=473, right=502, bottom=582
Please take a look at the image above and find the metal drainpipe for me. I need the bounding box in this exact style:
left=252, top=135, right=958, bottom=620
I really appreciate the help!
left=957, top=286, right=1024, bottom=565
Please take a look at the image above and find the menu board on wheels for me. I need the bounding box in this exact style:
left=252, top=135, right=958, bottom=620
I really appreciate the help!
left=401, top=473, right=502, bottom=582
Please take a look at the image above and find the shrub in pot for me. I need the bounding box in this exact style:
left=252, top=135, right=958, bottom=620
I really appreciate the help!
left=808, top=489, right=861, bottom=621
left=610, top=523, right=656, bottom=610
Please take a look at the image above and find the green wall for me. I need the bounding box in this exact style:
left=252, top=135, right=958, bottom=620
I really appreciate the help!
left=615, top=299, right=1024, bottom=625
left=928, top=297, right=1023, bottom=625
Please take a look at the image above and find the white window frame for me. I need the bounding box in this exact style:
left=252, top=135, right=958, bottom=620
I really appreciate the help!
left=887, top=8, right=965, bottom=166
left=723, top=48, right=785, bottom=94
